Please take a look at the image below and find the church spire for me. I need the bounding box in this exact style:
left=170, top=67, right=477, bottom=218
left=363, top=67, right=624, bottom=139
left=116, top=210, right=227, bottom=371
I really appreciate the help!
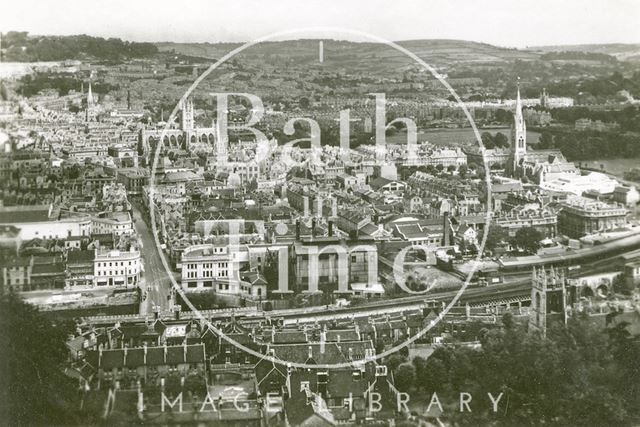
left=515, top=77, right=523, bottom=124
left=512, top=77, right=527, bottom=156
left=87, top=81, right=94, bottom=107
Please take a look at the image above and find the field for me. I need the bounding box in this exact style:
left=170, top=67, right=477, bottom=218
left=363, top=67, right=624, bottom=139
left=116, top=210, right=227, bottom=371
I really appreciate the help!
left=582, top=158, right=640, bottom=177
left=386, top=127, right=541, bottom=147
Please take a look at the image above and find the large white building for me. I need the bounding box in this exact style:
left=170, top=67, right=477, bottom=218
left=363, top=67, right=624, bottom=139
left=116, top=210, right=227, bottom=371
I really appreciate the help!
left=540, top=171, right=619, bottom=196
left=180, top=244, right=249, bottom=294
left=0, top=205, right=91, bottom=241
left=91, top=211, right=134, bottom=236
left=94, top=248, right=141, bottom=287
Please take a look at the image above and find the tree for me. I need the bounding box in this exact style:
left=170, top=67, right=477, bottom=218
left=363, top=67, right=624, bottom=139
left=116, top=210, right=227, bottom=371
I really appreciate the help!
left=539, top=130, right=554, bottom=149
left=412, top=356, right=428, bottom=390
left=458, top=164, right=468, bottom=178
left=481, top=132, right=495, bottom=148
left=494, top=132, right=509, bottom=148
left=385, top=354, right=407, bottom=373
left=447, top=164, right=456, bottom=173
left=412, top=314, right=640, bottom=426
left=394, top=363, right=416, bottom=392
left=0, top=292, right=85, bottom=425
left=513, top=226, right=544, bottom=254
left=298, top=97, right=310, bottom=109
left=435, top=164, right=444, bottom=172
left=483, top=224, right=509, bottom=253
left=494, top=108, right=511, bottom=123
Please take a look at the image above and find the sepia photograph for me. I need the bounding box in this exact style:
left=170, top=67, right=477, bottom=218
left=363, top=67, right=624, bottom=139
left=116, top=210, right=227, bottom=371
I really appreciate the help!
left=1, top=0, right=640, bottom=425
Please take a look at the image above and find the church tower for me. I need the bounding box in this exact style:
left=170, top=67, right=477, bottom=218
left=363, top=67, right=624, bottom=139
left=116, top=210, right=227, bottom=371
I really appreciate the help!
left=214, top=117, right=228, bottom=166
left=529, top=266, right=572, bottom=337
left=511, top=79, right=527, bottom=173
left=181, top=97, right=194, bottom=131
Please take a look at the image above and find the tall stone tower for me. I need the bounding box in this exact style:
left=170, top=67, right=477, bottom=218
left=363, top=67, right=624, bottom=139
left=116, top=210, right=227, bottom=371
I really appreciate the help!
left=529, top=266, right=571, bottom=337
left=181, top=98, right=194, bottom=131
left=511, top=79, right=527, bottom=173
left=214, top=117, right=228, bottom=166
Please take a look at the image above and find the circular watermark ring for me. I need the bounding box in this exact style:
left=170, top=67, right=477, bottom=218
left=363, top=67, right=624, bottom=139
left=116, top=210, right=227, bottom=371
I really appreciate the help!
left=149, top=26, right=493, bottom=369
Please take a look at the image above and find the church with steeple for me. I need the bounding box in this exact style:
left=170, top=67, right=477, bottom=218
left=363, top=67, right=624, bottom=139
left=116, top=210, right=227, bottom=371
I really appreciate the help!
left=506, top=79, right=578, bottom=184
left=85, top=80, right=97, bottom=122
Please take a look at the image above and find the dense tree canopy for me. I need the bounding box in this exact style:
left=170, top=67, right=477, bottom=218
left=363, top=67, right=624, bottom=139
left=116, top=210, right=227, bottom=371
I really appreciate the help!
left=512, top=227, right=544, bottom=254
left=389, top=313, right=640, bottom=426
left=483, top=224, right=510, bottom=253
left=481, top=131, right=510, bottom=149
left=0, top=292, right=83, bottom=425
left=2, top=32, right=158, bottom=62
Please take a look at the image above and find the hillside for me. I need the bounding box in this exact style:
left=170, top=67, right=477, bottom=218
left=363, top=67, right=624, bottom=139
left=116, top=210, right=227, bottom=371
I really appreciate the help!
left=156, top=39, right=540, bottom=69
left=1, top=32, right=158, bottom=62
left=528, top=43, right=640, bottom=62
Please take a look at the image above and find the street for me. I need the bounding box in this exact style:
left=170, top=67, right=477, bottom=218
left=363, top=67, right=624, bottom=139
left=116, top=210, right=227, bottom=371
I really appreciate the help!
left=131, top=201, right=174, bottom=315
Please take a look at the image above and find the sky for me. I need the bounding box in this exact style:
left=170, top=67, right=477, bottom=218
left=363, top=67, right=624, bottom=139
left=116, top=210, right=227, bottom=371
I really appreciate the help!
left=2, top=0, right=640, bottom=47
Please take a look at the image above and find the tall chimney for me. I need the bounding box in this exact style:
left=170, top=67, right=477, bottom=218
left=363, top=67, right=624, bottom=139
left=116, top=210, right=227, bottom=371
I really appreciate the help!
left=328, top=220, right=333, bottom=237
left=442, top=211, right=451, bottom=246
left=296, top=219, right=301, bottom=240
left=312, top=218, right=317, bottom=238
left=320, top=332, right=326, bottom=354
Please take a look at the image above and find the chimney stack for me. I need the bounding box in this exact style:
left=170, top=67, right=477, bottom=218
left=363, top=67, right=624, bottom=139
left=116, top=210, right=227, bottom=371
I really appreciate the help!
left=320, top=331, right=326, bottom=354
left=442, top=211, right=451, bottom=246
left=312, top=218, right=317, bottom=238
left=328, top=220, right=333, bottom=237
left=308, top=345, right=313, bottom=359
left=296, top=219, right=301, bottom=240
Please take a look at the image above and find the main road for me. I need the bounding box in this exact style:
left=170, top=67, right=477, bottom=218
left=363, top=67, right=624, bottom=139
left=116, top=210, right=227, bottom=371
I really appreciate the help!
left=131, top=201, right=175, bottom=315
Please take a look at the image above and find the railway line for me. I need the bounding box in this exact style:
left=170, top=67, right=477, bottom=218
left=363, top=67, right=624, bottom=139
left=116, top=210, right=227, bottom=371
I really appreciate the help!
left=83, top=233, right=640, bottom=326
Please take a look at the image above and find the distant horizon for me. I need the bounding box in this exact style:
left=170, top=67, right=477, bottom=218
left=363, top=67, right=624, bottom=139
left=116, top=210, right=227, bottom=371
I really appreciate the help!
left=4, top=32, right=640, bottom=51
left=2, top=0, right=639, bottom=49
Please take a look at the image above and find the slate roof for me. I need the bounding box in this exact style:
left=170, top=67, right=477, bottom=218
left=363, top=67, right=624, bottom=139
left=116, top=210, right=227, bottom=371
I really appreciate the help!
left=99, top=344, right=205, bottom=370
left=67, top=249, right=95, bottom=264
left=0, top=206, right=50, bottom=223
